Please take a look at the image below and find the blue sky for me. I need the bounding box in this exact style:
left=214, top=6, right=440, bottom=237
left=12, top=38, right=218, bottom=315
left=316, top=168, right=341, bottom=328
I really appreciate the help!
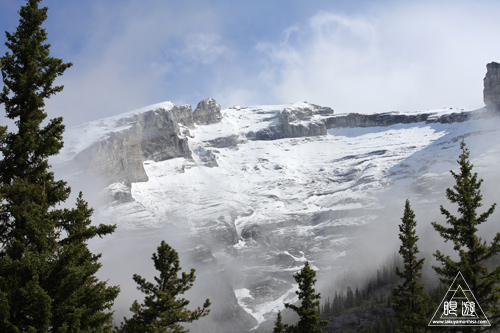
left=1, top=0, right=500, bottom=125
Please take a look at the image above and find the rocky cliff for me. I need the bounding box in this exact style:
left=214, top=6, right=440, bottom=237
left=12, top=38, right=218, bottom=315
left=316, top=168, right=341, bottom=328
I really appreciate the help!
left=74, top=105, right=193, bottom=186
left=72, top=98, right=226, bottom=188
left=484, top=62, right=500, bottom=112
left=325, top=109, right=479, bottom=128
left=251, top=103, right=333, bottom=140
left=72, top=100, right=491, bottom=189
left=249, top=105, right=479, bottom=142
left=68, top=62, right=500, bottom=189
left=193, top=98, right=222, bottom=125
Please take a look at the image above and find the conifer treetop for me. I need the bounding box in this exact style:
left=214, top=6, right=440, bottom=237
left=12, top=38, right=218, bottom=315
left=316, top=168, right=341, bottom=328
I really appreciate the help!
left=118, top=241, right=210, bottom=333
left=1, top=0, right=72, bottom=122
left=392, top=199, right=430, bottom=333
left=284, top=261, right=328, bottom=333
left=432, top=140, right=500, bottom=330
left=0, top=1, right=118, bottom=331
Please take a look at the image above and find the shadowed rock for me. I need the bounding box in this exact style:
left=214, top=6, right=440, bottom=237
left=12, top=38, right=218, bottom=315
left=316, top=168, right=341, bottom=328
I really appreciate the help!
left=74, top=106, right=193, bottom=186
left=194, top=98, right=223, bottom=125
left=484, top=62, right=500, bottom=112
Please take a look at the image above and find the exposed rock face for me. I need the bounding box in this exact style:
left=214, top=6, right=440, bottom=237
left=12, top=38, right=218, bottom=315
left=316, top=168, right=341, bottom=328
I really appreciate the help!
left=193, top=147, right=219, bottom=168
left=278, top=105, right=330, bottom=137
left=249, top=102, right=483, bottom=141
left=193, top=98, right=222, bottom=125
left=247, top=101, right=490, bottom=142
left=74, top=129, right=149, bottom=186
left=72, top=96, right=492, bottom=189
left=484, top=62, right=500, bottom=112
left=138, top=107, right=192, bottom=162
left=326, top=112, right=431, bottom=128
left=253, top=103, right=334, bottom=140
left=74, top=106, right=193, bottom=186
left=207, top=135, right=240, bottom=149
left=72, top=98, right=225, bottom=187
left=108, top=182, right=133, bottom=203
left=171, top=104, right=195, bottom=128
left=325, top=109, right=485, bottom=129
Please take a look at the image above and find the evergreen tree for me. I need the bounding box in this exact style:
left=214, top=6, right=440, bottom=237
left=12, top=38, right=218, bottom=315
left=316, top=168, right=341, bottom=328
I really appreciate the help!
left=0, top=0, right=118, bottom=331
left=273, top=310, right=287, bottom=333
left=346, top=286, right=354, bottom=309
left=432, top=140, right=500, bottom=329
left=284, top=261, right=328, bottom=333
left=118, top=241, right=210, bottom=333
left=392, top=199, right=430, bottom=333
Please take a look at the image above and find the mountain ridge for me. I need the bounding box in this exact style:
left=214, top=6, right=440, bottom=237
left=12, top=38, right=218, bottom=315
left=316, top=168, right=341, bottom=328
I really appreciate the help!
left=56, top=99, right=493, bottom=190
left=53, top=63, right=500, bottom=332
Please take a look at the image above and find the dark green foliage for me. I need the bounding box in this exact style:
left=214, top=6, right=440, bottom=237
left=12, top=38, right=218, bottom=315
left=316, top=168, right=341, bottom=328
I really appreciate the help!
left=273, top=310, right=286, bottom=333
left=428, top=284, right=447, bottom=307
left=284, top=261, right=328, bottom=333
left=392, top=199, right=430, bottom=332
left=118, top=241, right=210, bottom=333
left=432, top=140, right=500, bottom=330
left=321, top=255, right=402, bottom=316
left=362, top=316, right=398, bottom=333
left=0, top=0, right=118, bottom=331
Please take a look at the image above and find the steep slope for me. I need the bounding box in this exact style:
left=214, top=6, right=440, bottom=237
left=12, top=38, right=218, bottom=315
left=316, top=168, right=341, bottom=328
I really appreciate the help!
left=53, top=98, right=500, bottom=332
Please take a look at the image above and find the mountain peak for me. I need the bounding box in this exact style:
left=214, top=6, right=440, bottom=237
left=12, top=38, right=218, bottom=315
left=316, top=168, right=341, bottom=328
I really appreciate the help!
left=52, top=81, right=500, bottom=332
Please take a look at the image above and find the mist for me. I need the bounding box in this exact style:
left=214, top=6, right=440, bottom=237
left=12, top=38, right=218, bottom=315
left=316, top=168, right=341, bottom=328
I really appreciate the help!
left=55, top=111, right=498, bottom=332
left=2, top=1, right=500, bottom=127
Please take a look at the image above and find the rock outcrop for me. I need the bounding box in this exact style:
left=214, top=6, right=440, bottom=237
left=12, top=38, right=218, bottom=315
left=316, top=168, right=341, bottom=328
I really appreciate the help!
left=325, top=110, right=479, bottom=128
left=207, top=135, right=240, bottom=149
left=72, top=98, right=225, bottom=187
left=484, top=62, right=500, bottom=112
left=326, top=112, right=431, bottom=128
left=138, top=106, right=193, bottom=162
left=252, top=103, right=334, bottom=140
left=193, top=98, right=222, bottom=125
left=249, top=102, right=482, bottom=142
left=74, top=127, right=149, bottom=186
left=71, top=81, right=498, bottom=188
left=74, top=105, right=193, bottom=186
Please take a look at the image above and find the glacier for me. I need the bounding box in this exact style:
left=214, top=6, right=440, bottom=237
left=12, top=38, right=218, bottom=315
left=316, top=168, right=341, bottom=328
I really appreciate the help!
left=53, top=101, right=500, bottom=332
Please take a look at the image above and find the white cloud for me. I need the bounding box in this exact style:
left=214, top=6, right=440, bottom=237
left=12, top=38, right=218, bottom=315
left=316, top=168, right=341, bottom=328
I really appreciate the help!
left=253, top=2, right=500, bottom=113
left=182, top=33, right=231, bottom=65
left=43, top=0, right=225, bottom=125
left=7, top=0, right=500, bottom=126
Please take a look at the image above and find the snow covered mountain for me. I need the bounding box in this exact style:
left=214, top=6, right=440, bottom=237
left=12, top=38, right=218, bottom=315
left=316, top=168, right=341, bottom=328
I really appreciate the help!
left=52, top=67, right=500, bottom=332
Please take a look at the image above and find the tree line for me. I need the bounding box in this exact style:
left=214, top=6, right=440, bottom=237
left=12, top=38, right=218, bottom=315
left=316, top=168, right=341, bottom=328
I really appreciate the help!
left=315, top=141, right=500, bottom=333
left=275, top=140, right=499, bottom=333
left=320, top=254, right=401, bottom=316
left=1, top=1, right=499, bottom=333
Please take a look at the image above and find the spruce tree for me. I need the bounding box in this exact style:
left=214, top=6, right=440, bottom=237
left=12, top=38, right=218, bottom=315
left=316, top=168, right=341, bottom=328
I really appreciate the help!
left=284, top=261, right=328, bottom=333
left=392, top=199, right=430, bottom=333
left=118, top=241, right=210, bottom=333
left=0, top=0, right=119, bottom=331
left=432, top=140, right=500, bottom=330
left=273, top=310, right=286, bottom=333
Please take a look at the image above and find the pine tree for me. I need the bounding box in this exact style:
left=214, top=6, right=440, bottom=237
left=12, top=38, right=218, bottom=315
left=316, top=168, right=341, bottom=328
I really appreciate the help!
left=273, top=310, right=287, bottom=333
left=118, top=241, right=210, bottom=333
left=284, top=261, right=328, bottom=333
left=432, top=140, right=500, bottom=329
left=0, top=0, right=119, bottom=331
left=392, top=199, right=430, bottom=333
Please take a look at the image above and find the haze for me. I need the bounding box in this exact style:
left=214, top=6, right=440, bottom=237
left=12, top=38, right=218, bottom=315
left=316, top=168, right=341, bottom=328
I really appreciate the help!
left=1, top=0, right=500, bottom=126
